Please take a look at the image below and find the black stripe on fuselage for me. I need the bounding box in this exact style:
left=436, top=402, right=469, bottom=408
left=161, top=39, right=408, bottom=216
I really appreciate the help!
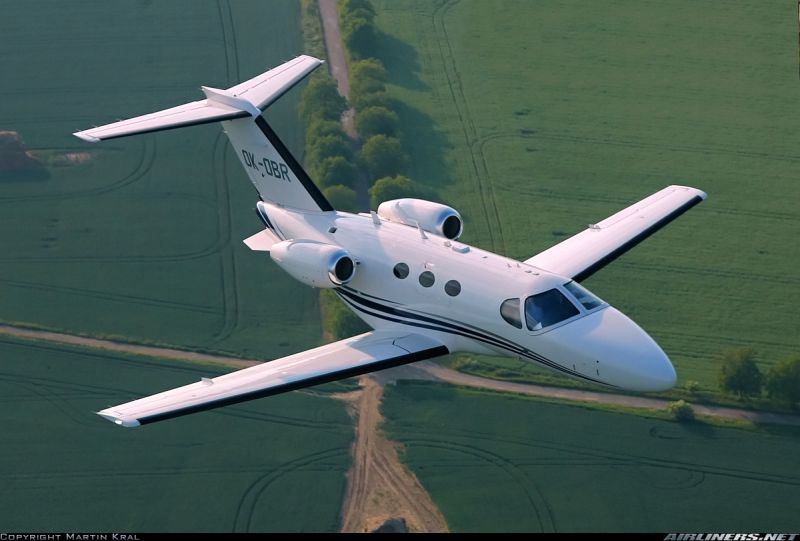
left=336, top=289, right=610, bottom=386
left=253, top=116, right=334, bottom=212
left=338, top=288, right=521, bottom=353
left=573, top=195, right=704, bottom=282
left=136, top=344, right=449, bottom=426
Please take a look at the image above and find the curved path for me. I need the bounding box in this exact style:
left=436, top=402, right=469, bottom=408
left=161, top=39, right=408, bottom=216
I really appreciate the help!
left=1, top=323, right=797, bottom=427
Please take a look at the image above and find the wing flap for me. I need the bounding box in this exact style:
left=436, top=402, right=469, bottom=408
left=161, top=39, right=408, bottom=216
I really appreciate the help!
left=97, top=331, right=448, bottom=427
left=524, top=185, right=706, bottom=281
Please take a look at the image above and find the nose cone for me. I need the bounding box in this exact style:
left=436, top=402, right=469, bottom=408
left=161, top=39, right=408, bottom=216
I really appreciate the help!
left=542, top=307, right=677, bottom=392
left=594, top=308, right=676, bottom=392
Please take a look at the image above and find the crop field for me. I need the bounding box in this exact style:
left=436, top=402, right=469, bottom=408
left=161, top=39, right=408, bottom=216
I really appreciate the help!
left=383, top=381, right=800, bottom=532
left=0, top=0, right=321, bottom=359
left=370, top=0, right=800, bottom=390
left=0, top=336, right=352, bottom=531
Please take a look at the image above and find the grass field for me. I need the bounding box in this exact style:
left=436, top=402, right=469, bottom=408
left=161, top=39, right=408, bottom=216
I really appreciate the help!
left=382, top=381, right=800, bottom=532
left=370, top=0, right=800, bottom=392
left=0, top=336, right=352, bottom=531
left=0, top=0, right=322, bottom=359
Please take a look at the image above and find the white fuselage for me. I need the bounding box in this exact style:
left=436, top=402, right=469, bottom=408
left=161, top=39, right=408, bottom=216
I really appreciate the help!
left=262, top=203, right=677, bottom=393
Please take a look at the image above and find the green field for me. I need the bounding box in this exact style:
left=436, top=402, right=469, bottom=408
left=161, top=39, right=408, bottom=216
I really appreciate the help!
left=370, top=0, right=800, bottom=391
left=0, top=0, right=321, bottom=359
left=383, top=381, right=800, bottom=532
left=0, top=1, right=356, bottom=532
left=0, top=337, right=352, bottom=531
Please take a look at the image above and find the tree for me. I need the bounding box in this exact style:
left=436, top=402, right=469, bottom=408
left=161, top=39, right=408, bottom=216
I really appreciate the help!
left=341, top=0, right=376, bottom=20
left=718, top=347, right=763, bottom=398
left=298, top=75, right=347, bottom=123
left=323, top=184, right=359, bottom=213
left=359, top=134, right=408, bottom=179
left=349, top=59, right=388, bottom=106
left=765, top=355, right=800, bottom=408
left=666, top=400, right=695, bottom=422
left=368, top=175, right=420, bottom=207
left=317, top=156, right=359, bottom=188
left=350, top=90, right=391, bottom=112
left=342, top=18, right=377, bottom=59
left=306, top=134, right=353, bottom=167
left=306, top=118, right=347, bottom=145
left=355, top=106, right=399, bottom=138
left=350, top=58, right=387, bottom=86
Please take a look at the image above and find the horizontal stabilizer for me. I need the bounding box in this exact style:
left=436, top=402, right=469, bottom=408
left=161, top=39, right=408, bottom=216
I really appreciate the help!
left=243, top=229, right=281, bottom=252
left=74, top=55, right=323, bottom=142
left=525, top=185, right=706, bottom=281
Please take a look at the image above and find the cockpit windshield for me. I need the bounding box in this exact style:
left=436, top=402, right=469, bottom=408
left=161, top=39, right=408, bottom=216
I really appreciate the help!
left=563, top=281, right=604, bottom=310
left=524, top=288, right=580, bottom=331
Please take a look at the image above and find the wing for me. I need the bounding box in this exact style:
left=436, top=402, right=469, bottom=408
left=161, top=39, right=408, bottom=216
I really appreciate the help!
left=97, top=331, right=448, bottom=427
left=524, top=185, right=706, bottom=281
left=74, top=55, right=322, bottom=142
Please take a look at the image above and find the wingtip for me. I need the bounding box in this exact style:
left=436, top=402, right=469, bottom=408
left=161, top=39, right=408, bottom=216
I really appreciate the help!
left=74, top=131, right=101, bottom=143
left=96, top=411, right=141, bottom=428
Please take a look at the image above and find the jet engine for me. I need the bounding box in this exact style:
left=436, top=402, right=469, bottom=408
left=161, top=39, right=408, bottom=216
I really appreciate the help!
left=376, top=198, right=463, bottom=240
left=270, top=240, right=356, bottom=288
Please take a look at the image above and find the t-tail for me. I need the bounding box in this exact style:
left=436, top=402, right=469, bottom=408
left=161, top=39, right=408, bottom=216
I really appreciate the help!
left=74, top=55, right=333, bottom=213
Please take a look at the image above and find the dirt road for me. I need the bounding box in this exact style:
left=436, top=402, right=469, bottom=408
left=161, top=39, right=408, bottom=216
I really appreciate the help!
left=335, top=376, right=449, bottom=533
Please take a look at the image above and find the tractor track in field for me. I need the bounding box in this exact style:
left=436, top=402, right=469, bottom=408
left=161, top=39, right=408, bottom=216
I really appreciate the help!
left=432, top=0, right=507, bottom=254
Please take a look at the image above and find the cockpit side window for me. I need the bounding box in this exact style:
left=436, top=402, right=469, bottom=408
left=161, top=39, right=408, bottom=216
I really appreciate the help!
left=525, top=289, right=580, bottom=331
left=563, top=281, right=604, bottom=311
left=500, top=298, right=522, bottom=329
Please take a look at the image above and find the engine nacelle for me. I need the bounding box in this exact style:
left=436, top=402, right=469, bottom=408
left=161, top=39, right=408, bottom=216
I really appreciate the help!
left=270, top=240, right=356, bottom=288
left=376, top=198, right=463, bottom=240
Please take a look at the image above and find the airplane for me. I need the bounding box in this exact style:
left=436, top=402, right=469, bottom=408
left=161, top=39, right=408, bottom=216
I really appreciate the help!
left=74, top=55, right=706, bottom=428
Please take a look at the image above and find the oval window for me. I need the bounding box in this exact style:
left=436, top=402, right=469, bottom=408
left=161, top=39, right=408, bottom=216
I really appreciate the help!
left=419, top=271, right=435, bottom=287
left=444, top=280, right=461, bottom=297
left=393, top=262, right=409, bottom=279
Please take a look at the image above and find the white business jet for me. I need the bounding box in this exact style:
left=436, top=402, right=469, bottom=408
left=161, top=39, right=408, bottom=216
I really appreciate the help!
left=75, top=56, right=706, bottom=427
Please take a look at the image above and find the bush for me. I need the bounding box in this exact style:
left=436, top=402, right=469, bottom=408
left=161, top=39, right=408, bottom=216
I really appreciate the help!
left=718, top=347, right=763, bottom=399
left=359, top=134, right=409, bottom=179
left=765, top=355, right=800, bottom=408
left=684, top=380, right=701, bottom=395
left=355, top=106, right=399, bottom=138
left=317, top=156, right=359, bottom=188
left=299, top=75, right=347, bottom=123
left=342, top=18, right=377, bottom=59
left=667, top=400, right=695, bottom=422
left=368, top=175, right=420, bottom=208
left=323, top=184, right=359, bottom=213
left=306, top=134, right=353, bottom=167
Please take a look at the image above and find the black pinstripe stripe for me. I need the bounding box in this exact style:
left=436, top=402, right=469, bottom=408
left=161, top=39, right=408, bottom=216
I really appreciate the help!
left=336, top=290, right=611, bottom=386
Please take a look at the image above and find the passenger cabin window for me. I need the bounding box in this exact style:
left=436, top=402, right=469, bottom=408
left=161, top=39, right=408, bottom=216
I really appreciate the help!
left=419, top=271, right=435, bottom=287
left=393, top=263, right=409, bottom=279
left=444, top=280, right=461, bottom=297
left=563, top=281, right=604, bottom=310
left=500, top=298, right=522, bottom=329
left=525, top=289, right=579, bottom=331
